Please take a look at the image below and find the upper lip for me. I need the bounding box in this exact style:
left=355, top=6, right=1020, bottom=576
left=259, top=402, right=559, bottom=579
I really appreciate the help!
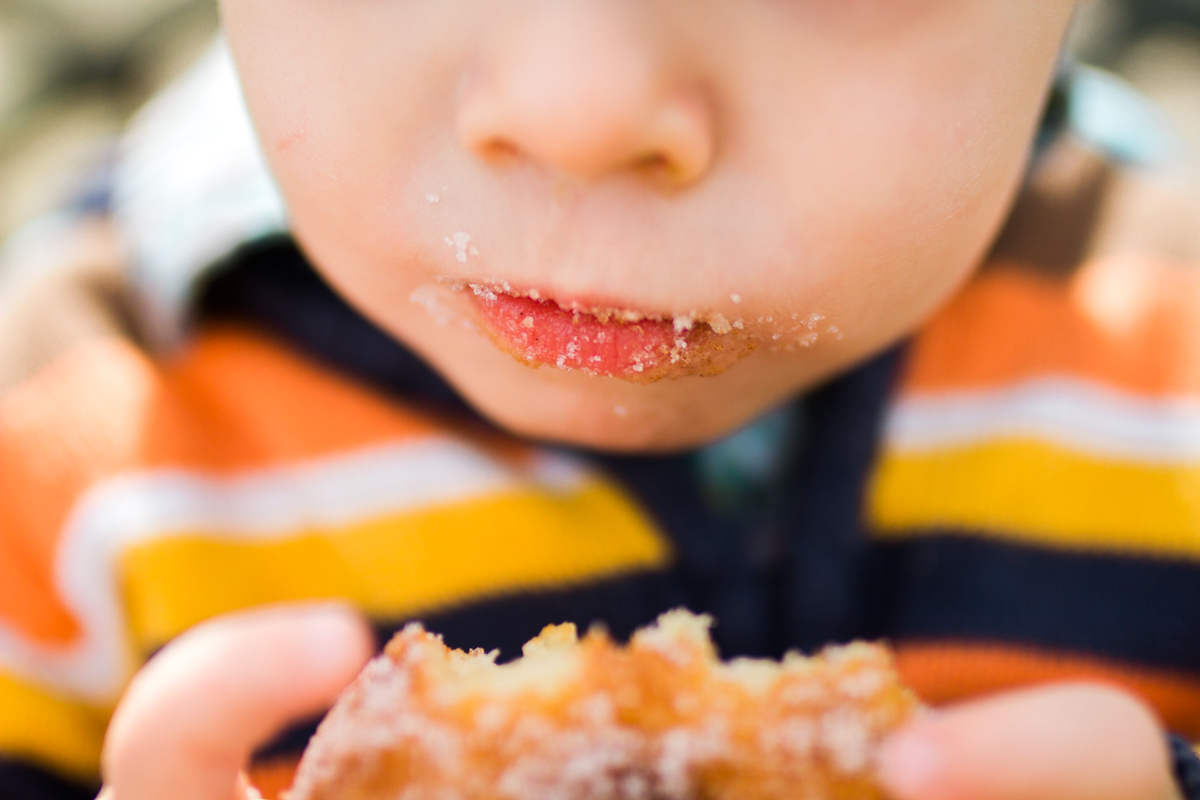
left=461, top=279, right=753, bottom=338
left=454, top=277, right=681, bottom=325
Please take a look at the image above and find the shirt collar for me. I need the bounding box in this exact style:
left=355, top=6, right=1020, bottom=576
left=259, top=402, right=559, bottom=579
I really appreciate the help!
left=112, top=37, right=287, bottom=349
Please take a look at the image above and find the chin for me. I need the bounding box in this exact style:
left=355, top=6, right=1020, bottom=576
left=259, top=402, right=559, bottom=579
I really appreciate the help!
left=431, top=344, right=818, bottom=454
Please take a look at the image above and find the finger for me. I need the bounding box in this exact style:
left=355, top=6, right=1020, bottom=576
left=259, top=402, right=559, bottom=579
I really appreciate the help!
left=877, top=682, right=1179, bottom=800
left=103, top=603, right=374, bottom=800
left=238, top=770, right=262, bottom=800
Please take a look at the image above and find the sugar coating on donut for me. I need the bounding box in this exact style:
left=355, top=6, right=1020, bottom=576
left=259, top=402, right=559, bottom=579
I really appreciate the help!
left=286, top=610, right=920, bottom=800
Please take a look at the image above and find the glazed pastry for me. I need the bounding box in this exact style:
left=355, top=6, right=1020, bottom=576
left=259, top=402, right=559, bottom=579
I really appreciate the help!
left=287, top=610, right=919, bottom=800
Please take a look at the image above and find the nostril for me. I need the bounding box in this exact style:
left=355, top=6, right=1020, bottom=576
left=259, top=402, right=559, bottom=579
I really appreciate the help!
left=477, top=138, right=523, bottom=166
left=455, top=32, right=715, bottom=189
left=633, top=152, right=669, bottom=172
left=630, top=152, right=677, bottom=189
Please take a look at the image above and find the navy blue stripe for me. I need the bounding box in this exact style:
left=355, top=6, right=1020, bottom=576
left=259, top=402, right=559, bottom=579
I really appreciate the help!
left=0, top=759, right=98, bottom=800
left=590, top=447, right=788, bottom=660
left=1171, top=734, right=1200, bottom=800
left=778, top=347, right=903, bottom=653
left=864, top=533, right=1200, bottom=673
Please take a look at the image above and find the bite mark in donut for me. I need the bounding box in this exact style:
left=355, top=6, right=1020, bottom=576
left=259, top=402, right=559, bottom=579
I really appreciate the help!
left=287, top=610, right=920, bottom=800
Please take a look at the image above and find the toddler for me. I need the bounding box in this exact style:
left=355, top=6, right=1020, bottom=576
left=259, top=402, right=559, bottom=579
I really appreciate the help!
left=1, top=2, right=1197, bottom=799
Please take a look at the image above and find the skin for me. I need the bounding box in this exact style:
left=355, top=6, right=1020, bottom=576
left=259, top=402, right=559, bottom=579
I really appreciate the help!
left=100, top=2, right=1182, bottom=798
left=100, top=607, right=1181, bottom=800
left=220, top=0, right=1076, bottom=452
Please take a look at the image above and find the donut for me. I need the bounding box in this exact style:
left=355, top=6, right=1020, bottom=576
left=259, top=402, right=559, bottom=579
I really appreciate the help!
left=286, top=610, right=920, bottom=800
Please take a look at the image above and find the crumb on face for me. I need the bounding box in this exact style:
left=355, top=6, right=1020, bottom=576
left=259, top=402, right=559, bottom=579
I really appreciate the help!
left=223, top=0, right=1078, bottom=447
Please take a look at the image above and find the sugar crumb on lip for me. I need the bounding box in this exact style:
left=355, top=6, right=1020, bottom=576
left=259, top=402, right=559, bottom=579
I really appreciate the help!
left=430, top=277, right=843, bottom=370
left=448, top=279, right=751, bottom=338
left=453, top=280, right=758, bottom=383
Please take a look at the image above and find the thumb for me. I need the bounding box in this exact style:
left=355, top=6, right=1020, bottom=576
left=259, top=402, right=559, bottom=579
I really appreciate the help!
left=102, top=603, right=374, bottom=800
left=876, top=682, right=1178, bottom=800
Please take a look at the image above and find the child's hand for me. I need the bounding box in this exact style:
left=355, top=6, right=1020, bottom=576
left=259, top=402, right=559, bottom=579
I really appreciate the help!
left=878, top=682, right=1183, bottom=800
left=99, top=603, right=373, bottom=800
left=97, top=615, right=1181, bottom=800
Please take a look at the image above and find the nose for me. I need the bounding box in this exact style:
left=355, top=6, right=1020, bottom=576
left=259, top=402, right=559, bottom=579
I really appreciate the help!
left=456, top=4, right=715, bottom=189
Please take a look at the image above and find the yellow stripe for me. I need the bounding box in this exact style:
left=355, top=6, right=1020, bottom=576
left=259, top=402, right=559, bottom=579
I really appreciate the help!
left=0, top=671, right=107, bottom=780
left=867, top=439, right=1200, bottom=558
left=121, top=481, right=670, bottom=649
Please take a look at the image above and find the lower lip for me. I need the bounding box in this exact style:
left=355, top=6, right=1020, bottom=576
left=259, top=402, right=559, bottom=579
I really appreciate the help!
left=468, top=291, right=691, bottom=379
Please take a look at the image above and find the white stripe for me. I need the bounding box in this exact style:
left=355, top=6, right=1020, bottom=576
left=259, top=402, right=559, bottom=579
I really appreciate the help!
left=114, top=38, right=287, bottom=348
left=884, top=377, right=1200, bottom=463
left=0, top=438, right=589, bottom=701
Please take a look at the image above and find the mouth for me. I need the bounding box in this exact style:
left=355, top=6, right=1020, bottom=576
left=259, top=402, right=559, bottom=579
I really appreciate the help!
left=455, top=282, right=756, bottom=383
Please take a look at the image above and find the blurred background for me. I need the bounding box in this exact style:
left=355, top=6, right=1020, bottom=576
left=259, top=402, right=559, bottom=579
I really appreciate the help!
left=0, top=0, right=1197, bottom=244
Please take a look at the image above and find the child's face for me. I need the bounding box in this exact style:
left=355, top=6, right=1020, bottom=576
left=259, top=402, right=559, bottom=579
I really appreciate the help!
left=221, top=1, right=1075, bottom=451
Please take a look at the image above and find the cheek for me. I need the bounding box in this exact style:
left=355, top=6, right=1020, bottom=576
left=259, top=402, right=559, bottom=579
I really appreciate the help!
left=227, top=0, right=1063, bottom=351
left=730, top=1, right=1066, bottom=311
left=225, top=0, right=463, bottom=266
left=747, top=56, right=1048, bottom=336
left=798, top=113, right=1028, bottom=345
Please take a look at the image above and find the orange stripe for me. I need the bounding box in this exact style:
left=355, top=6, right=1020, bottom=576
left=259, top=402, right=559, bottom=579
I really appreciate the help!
left=902, top=256, right=1200, bottom=398
left=0, top=326, right=467, bottom=645
left=896, top=642, right=1200, bottom=737
left=0, top=337, right=154, bottom=644
left=138, top=326, right=441, bottom=472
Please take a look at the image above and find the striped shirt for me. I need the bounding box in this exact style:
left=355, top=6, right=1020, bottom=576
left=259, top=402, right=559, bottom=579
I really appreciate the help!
left=1, top=42, right=1199, bottom=798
